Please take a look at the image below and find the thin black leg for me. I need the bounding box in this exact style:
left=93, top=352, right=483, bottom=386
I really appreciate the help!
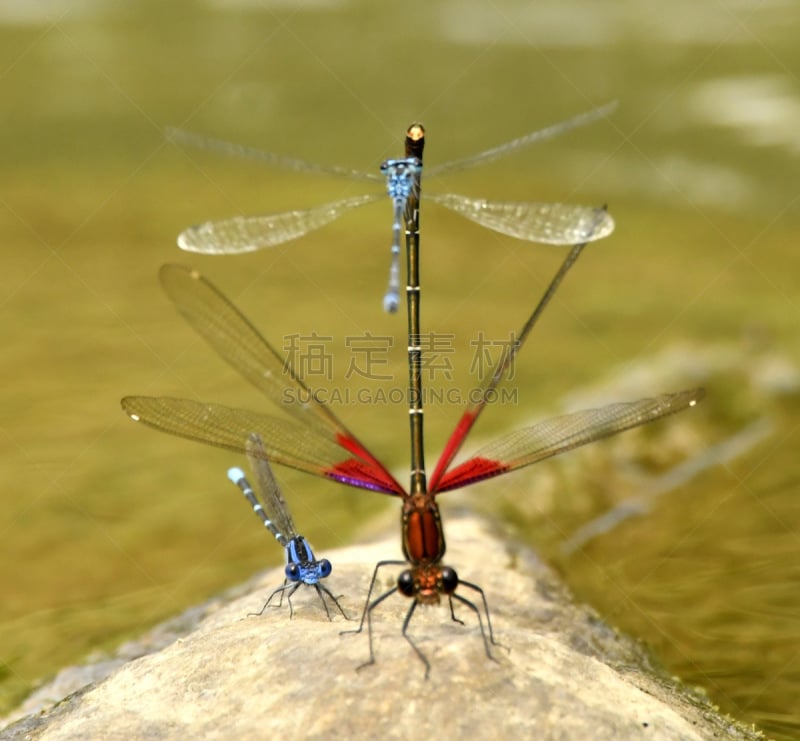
left=355, top=585, right=399, bottom=673
left=341, top=560, right=406, bottom=636
left=400, top=599, right=431, bottom=679
left=447, top=595, right=465, bottom=625
left=458, top=579, right=497, bottom=645
left=250, top=580, right=299, bottom=617
left=451, top=591, right=497, bottom=664
left=459, top=578, right=505, bottom=652
left=315, top=583, right=351, bottom=621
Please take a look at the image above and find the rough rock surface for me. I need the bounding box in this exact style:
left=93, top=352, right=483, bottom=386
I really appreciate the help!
left=2, top=513, right=759, bottom=740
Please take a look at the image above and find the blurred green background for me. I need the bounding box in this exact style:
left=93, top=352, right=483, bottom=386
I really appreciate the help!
left=1, top=1, right=798, bottom=737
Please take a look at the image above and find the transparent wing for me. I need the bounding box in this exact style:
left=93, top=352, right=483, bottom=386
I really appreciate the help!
left=177, top=193, right=383, bottom=254
left=154, top=264, right=404, bottom=491
left=425, top=101, right=617, bottom=177
left=428, top=194, right=614, bottom=244
left=428, top=226, right=600, bottom=493
left=435, top=388, right=705, bottom=493
left=121, top=396, right=404, bottom=495
left=246, top=433, right=297, bottom=539
left=167, top=127, right=384, bottom=183
left=159, top=264, right=331, bottom=434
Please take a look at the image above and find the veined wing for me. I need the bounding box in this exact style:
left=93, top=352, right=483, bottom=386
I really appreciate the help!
left=177, top=193, right=383, bottom=254
left=245, top=433, right=298, bottom=540
left=167, top=127, right=384, bottom=184
left=425, top=102, right=617, bottom=177
left=159, top=263, right=328, bottom=431
left=429, top=209, right=608, bottom=492
left=121, top=396, right=405, bottom=496
left=167, top=104, right=616, bottom=184
left=428, top=194, right=614, bottom=244
left=174, top=107, right=617, bottom=255
left=156, top=264, right=399, bottom=483
left=433, top=389, right=705, bottom=493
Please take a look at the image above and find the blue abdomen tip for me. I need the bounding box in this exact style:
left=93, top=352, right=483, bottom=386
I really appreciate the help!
left=227, top=467, right=245, bottom=483
left=383, top=294, right=399, bottom=313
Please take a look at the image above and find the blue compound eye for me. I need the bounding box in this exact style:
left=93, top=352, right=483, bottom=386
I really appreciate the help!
left=319, top=559, right=332, bottom=578
left=285, top=563, right=301, bottom=581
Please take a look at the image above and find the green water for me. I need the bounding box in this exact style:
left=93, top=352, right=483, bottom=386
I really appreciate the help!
left=1, top=1, right=799, bottom=737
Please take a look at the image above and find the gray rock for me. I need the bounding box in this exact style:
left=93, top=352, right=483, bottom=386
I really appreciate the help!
left=1, top=514, right=760, bottom=740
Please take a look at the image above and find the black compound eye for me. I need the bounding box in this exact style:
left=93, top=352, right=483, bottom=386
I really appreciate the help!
left=319, top=559, right=332, bottom=578
left=440, top=567, right=458, bottom=594
left=398, top=570, right=415, bottom=597
left=285, top=563, right=301, bottom=581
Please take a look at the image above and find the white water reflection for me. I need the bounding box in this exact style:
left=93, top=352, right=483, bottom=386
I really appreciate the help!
left=0, top=0, right=107, bottom=25
left=0, top=0, right=345, bottom=25
left=207, top=0, right=345, bottom=10
left=435, top=0, right=794, bottom=48
left=564, top=150, right=755, bottom=211
left=686, top=76, right=800, bottom=156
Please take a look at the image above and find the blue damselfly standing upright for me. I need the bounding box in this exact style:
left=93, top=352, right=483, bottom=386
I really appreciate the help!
left=171, top=102, right=617, bottom=313
left=173, top=105, right=619, bottom=504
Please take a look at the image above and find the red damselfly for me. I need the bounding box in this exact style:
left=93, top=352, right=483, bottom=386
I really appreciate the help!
left=122, top=258, right=702, bottom=676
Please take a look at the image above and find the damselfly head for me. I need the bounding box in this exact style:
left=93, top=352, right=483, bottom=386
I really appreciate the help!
left=406, top=123, right=425, bottom=142
left=405, top=124, right=425, bottom=160
left=398, top=565, right=458, bottom=605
